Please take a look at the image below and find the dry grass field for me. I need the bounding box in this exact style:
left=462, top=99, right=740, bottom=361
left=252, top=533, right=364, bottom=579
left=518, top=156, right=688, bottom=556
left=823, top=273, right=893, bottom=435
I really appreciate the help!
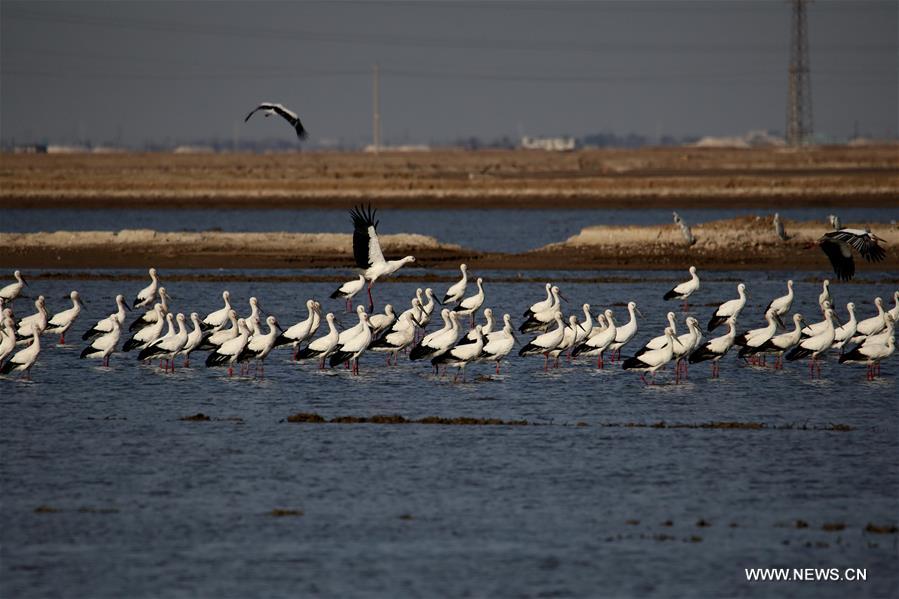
left=2, top=146, right=898, bottom=209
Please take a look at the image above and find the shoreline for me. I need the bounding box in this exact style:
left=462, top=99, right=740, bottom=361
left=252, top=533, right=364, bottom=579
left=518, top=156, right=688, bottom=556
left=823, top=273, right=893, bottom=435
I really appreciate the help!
left=4, top=217, right=896, bottom=274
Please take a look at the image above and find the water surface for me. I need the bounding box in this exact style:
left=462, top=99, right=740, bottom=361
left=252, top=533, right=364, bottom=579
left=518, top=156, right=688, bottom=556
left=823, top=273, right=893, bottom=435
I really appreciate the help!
left=2, top=270, right=897, bottom=597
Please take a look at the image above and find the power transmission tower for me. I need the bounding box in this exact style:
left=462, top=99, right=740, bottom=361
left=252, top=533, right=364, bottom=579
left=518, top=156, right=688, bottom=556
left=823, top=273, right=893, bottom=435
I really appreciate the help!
left=786, top=0, right=813, bottom=146
left=372, top=63, right=381, bottom=153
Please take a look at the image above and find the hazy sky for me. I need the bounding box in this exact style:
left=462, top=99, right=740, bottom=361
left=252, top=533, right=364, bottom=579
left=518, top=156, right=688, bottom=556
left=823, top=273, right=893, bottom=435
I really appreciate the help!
left=1, top=1, right=896, bottom=146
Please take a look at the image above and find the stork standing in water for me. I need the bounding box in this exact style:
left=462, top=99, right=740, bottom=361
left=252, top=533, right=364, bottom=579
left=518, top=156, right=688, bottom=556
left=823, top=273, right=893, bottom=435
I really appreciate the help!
left=707, top=283, right=747, bottom=332
left=572, top=309, right=617, bottom=369
left=296, top=313, right=340, bottom=369
left=329, top=313, right=373, bottom=375
left=180, top=313, right=209, bottom=367
left=0, top=270, right=28, bottom=305
left=663, top=266, right=700, bottom=310
left=609, top=302, right=641, bottom=362
left=45, top=291, right=84, bottom=345
left=818, top=280, right=832, bottom=314
left=840, top=315, right=895, bottom=380
left=622, top=328, right=681, bottom=385
left=330, top=275, right=366, bottom=312
left=764, top=280, right=794, bottom=328
left=518, top=313, right=565, bottom=372
left=244, top=102, right=307, bottom=139
left=442, top=264, right=469, bottom=306
left=274, top=299, right=321, bottom=359
left=432, top=325, right=484, bottom=382
left=2, top=328, right=41, bottom=379
left=786, top=308, right=837, bottom=378
left=349, top=204, right=415, bottom=312
left=453, top=277, right=485, bottom=328
left=818, top=228, right=887, bottom=281
left=132, top=267, right=159, bottom=310
left=201, top=291, right=233, bottom=331
left=689, top=318, right=737, bottom=379
left=755, top=313, right=805, bottom=369
left=82, top=295, right=130, bottom=341
left=672, top=316, right=702, bottom=382
left=479, top=314, right=516, bottom=374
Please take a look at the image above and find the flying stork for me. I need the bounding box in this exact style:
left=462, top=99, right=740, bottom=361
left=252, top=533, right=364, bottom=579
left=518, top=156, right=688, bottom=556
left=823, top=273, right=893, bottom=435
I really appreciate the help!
left=818, top=228, right=887, bottom=281
left=350, top=204, right=416, bottom=312
left=244, top=102, right=307, bottom=139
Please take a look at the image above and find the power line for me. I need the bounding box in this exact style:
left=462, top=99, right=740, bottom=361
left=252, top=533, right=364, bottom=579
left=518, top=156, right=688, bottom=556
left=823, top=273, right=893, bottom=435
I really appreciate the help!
left=3, top=8, right=893, bottom=55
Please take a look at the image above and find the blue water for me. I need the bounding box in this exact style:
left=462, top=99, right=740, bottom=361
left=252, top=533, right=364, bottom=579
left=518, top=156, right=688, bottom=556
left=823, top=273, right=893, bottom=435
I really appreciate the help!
left=4, top=207, right=897, bottom=253
left=2, top=269, right=897, bottom=597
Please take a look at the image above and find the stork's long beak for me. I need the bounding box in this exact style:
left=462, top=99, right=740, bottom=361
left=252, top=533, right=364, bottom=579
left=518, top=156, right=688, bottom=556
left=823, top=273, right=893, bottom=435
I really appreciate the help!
left=559, top=292, right=569, bottom=303
left=124, top=303, right=132, bottom=312
left=636, top=307, right=645, bottom=318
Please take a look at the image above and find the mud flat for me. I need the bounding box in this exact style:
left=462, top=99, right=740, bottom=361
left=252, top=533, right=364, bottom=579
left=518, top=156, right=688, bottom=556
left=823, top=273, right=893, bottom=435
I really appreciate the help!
left=3, top=217, right=896, bottom=274
left=512, top=216, right=899, bottom=273
left=2, top=146, right=898, bottom=209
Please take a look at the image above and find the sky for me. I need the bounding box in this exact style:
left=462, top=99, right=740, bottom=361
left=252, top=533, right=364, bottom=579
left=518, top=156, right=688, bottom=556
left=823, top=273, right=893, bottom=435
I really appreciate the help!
left=1, top=0, right=896, bottom=147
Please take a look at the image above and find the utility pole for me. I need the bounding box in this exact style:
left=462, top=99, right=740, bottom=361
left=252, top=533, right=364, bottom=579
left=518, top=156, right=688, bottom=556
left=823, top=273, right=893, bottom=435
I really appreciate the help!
left=372, top=63, right=381, bottom=153
left=786, top=0, right=813, bottom=147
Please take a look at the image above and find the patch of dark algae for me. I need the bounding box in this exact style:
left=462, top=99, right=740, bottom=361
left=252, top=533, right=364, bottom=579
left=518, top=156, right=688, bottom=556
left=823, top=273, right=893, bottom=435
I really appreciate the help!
left=269, top=509, right=303, bottom=518
left=285, top=413, right=530, bottom=426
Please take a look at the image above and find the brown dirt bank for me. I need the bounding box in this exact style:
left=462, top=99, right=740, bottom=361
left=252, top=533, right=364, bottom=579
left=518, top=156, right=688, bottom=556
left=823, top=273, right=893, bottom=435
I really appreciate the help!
left=3, top=217, right=896, bottom=274
left=2, top=146, right=897, bottom=209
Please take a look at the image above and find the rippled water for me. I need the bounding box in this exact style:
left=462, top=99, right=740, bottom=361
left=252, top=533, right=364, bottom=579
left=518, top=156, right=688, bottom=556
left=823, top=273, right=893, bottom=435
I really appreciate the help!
left=5, top=207, right=897, bottom=252
left=2, top=269, right=897, bottom=597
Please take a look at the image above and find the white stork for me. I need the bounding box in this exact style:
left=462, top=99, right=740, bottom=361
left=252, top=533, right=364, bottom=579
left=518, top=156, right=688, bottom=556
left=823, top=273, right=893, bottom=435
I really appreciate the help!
left=689, top=318, right=737, bottom=378
left=707, top=283, right=747, bottom=332
left=442, top=264, right=469, bottom=305
left=663, top=266, right=700, bottom=309
left=45, top=291, right=84, bottom=345
left=839, top=315, right=895, bottom=380
left=82, top=295, right=130, bottom=341
left=764, top=280, right=794, bottom=328
left=350, top=204, right=415, bottom=312
left=328, top=313, right=373, bottom=375
left=296, top=313, right=340, bottom=369
left=479, top=313, right=516, bottom=374
left=431, top=325, right=484, bottom=382
left=0, top=270, right=28, bottom=303
left=818, top=228, right=887, bottom=281
left=245, top=102, right=307, bottom=139
left=2, top=327, right=41, bottom=378
left=330, top=275, right=366, bottom=312
left=622, top=327, right=681, bottom=385
left=201, top=291, right=233, bottom=331
left=205, top=318, right=251, bottom=376
left=132, top=267, right=159, bottom=310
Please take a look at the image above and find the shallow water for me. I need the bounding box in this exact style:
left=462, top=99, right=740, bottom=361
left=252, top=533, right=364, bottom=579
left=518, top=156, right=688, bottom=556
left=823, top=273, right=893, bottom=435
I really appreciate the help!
left=2, top=269, right=897, bottom=597
left=5, top=207, right=897, bottom=252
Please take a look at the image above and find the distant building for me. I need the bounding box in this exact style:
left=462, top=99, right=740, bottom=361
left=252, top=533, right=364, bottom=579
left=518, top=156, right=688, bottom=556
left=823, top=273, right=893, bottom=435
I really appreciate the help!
left=363, top=144, right=430, bottom=153
left=520, top=136, right=576, bottom=151
left=691, top=130, right=785, bottom=148
left=13, top=144, right=48, bottom=154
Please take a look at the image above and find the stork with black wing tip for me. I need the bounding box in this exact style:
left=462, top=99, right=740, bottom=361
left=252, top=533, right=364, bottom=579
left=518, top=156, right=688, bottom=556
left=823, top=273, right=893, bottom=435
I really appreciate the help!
left=818, top=227, right=886, bottom=281
left=350, top=204, right=416, bottom=312
left=244, top=102, right=308, bottom=139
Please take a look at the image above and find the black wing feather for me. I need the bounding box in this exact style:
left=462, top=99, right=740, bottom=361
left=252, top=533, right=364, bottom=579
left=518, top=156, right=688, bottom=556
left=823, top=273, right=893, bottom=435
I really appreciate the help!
left=819, top=239, right=855, bottom=281
left=350, top=204, right=378, bottom=269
